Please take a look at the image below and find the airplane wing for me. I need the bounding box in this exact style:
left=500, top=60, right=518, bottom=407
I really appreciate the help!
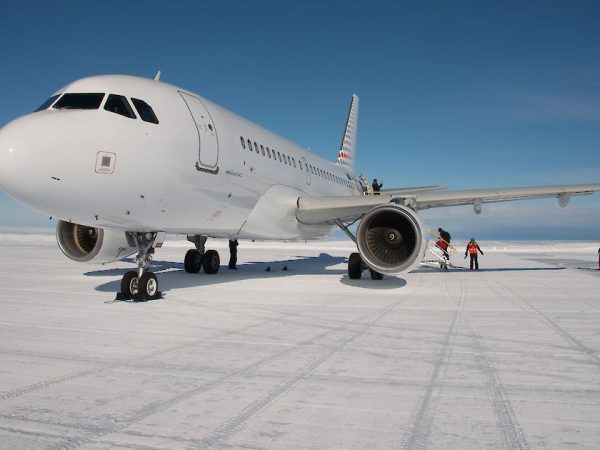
left=296, top=183, right=600, bottom=224
left=380, top=185, right=447, bottom=195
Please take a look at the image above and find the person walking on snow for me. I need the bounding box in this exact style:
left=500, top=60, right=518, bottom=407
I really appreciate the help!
left=465, top=238, right=484, bottom=270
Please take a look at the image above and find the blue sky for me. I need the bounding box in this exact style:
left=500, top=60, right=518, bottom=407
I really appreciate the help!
left=0, top=0, right=599, bottom=239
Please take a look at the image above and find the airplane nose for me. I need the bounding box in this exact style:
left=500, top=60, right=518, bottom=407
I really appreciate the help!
left=0, top=115, right=63, bottom=211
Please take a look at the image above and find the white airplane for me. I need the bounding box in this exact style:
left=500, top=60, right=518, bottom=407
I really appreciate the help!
left=0, top=74, right=599, bottom=300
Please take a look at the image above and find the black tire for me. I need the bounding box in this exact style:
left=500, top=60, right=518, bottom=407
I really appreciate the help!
left=184, top=249, right=202, bottom=273
left=369, top=268, right=384, bottom=280
left=139, top=272, right=159, bottom=301
left=121, top=271, right=139, bottom=300
left=348, top=252, right=363, bottom=279
left=203, top=250, right=220, bottom=274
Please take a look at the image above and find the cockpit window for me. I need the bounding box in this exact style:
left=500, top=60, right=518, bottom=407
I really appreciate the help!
left=104, top=94, right=136, bottom=119
left=131, top=98, right=159, bottom=124
left=53, top=93, right=105, bottom=110
left=35, top=94, right=60, bottom=112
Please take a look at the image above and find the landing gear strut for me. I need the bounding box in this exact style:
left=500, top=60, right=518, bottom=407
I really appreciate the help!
left=116, top=232, right=161, bottom=301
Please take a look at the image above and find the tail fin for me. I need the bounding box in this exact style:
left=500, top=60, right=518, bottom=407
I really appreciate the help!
left=336, top=94, right=359, bottom=173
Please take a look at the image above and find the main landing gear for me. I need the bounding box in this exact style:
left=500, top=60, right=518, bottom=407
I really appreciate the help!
left=117, top=232, right=161, bottom=301
left=348, top=252, right=384, bottom=280
left=333, top=219, right=383, bottom=281
left=184, top=235, right=221, bottom=275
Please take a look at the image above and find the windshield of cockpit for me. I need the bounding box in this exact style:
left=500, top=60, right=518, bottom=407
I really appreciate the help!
left=34, top=93, right=159, bottom=124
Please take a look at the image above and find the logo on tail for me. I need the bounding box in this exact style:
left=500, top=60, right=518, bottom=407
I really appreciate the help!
left=336, top=94, right=359, bottom=173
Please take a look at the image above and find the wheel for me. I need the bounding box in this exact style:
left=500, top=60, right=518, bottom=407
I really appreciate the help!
left=369, top=268, right=384, bottom=280
left=121, top=271, right=139, bottom=299
left=184, top=249, right=202, bottom=273
left=348, top=252, right=363, bottom=279
left=202, top=250, right=220, bottom=274
left=139, top=272, right=159, bottom=300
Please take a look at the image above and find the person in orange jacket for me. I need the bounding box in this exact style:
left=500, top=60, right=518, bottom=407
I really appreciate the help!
left=465, top=238, right=484, bottom=270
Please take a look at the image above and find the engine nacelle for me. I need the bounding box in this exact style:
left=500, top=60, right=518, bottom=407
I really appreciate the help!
left=56, top=221, right=137, bottom=264
left=356, top=204, right=425, bottom=274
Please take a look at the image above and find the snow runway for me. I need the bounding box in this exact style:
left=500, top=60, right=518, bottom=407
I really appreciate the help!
left=0, top=235, right=599, bottom=449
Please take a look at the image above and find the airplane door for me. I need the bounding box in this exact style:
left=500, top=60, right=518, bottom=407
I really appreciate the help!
left=179, top=92, right=219, bottom=173
left=301, top=157, right=311, bottom=185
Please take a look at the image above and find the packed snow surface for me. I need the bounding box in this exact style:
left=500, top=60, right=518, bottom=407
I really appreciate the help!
left=0, top=234, right=599, bottom=449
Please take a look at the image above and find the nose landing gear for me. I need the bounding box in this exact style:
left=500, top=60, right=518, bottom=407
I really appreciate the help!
left=116, top=232, right=161, bottom=301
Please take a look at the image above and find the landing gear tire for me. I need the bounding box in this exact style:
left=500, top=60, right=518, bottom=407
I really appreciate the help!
left=184, top=249, right=202, bottom=273
left=203, top=250, right=220, bottom=274
left=138, top=272, right=159, bottom=301
left=121, top=271, right=139, bottom=300
left=369, top=268, right=384, bottom=280
left=348, top=252, right=363, bottom=279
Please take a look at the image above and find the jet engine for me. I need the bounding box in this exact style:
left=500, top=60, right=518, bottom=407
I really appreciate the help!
left=356, top=204, right=425, bottom=274
left=56, top=220, right=137, bottom=264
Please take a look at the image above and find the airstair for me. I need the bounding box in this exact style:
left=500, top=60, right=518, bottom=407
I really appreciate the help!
left=421, top=228, right=459, bottom=270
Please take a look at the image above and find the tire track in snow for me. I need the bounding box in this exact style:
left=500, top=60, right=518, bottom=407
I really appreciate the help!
left=198, top=294, right=410, bottom=449
left=49, top=279, right=424, bottom=450
left=401, top=279, right=464, bottom=450
left=458, top=276, right=530, bottom=450
left=0, top=313, right=296, bottom=402
left=489, top=280, right=600, bottom=368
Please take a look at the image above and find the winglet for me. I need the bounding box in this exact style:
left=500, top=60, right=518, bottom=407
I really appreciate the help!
left=154, top=70, right=161, bottom=81
left=336, top=94, right=359, bottom=173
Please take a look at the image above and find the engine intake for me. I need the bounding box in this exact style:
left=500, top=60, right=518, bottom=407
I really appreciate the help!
left=56, top=221, right=136, bottom=264
left=356, top=204, right=425, bottom=274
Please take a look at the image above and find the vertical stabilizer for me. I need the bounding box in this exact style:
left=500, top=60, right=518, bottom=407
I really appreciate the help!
left=336, top=94, right=359, bottom=173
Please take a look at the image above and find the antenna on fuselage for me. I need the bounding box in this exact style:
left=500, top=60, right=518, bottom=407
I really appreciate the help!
left=154, top=70, right=161, bottom=81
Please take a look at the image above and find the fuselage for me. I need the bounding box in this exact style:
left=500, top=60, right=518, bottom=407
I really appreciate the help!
left=0, top=75, right=361, bottom=239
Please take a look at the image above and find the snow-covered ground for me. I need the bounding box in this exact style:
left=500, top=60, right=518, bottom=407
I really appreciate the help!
left=0, top=234, right=599, bottom=449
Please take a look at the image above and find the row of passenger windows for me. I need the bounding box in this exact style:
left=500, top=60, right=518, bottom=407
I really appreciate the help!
left=240, top=136, right=354, bottom=188
left=35, top=93, right=159, bottom=124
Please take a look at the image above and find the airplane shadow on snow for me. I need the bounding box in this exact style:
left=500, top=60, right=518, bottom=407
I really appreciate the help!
left=85, top=253, right=409, bottom=295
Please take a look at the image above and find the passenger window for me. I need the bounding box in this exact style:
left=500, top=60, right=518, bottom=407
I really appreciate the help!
left=266, top=147, right=271, bottom=158
left=35, top=94, right=60, bottom=112
left=292, top=158, right=296, bottom=168
left=240, top=137, right=246, bottom=149
left=260, top=145, right=265, bottom=156
left=254, top=142, right=259, bottom=154
left=104, top=94, right=136, bottom=119
left=247, top=139, right=252, bottom=151
left=54, top=93, right=105, bottom=110
left=277, top=152, right=282, bottom=162
left=282, top=153, right=287, bottom=165
left=131, top=98, right=159, bottom=124
left=287, top=156, right=291, bottom=165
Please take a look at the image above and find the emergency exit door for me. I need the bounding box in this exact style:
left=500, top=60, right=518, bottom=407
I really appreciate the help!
left=179, top=92, right=219, bottom=173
